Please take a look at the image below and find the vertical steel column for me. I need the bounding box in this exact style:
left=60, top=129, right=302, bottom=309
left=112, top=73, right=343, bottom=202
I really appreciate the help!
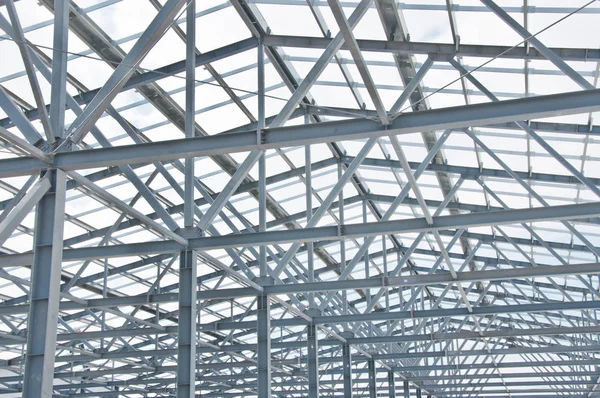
left=177, top=250, right=197, bottom=398
left=257, top=40, right=267, bottom=279
left=368, top=359, right=377, bottom=398
left=256, top=39, right=271, bottom=398
left=404, top=381, right=410, bottom=398
left=257, top=294, right=271, bottom=398
left=22, top=169, right=66, bottom=398
left=307, top=323, right=319, bottom=398
left=416, top=388, right=422, bottom=398
left=305, top=136, right=315, bottom=308
left=50, top=0, right=69, bottom=139
left=388, top=371, right=396, bottom=398
left=338, top=162, right=348, bottom=318
left=178, top=3, right=197, bottom=397
left=183, top=0, right=196, bottom=228
left=343, top=342, right=353, bottom=398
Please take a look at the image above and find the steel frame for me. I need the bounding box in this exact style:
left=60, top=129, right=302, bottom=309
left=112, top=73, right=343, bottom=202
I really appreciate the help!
left=0, top=0, right=599, bottom=397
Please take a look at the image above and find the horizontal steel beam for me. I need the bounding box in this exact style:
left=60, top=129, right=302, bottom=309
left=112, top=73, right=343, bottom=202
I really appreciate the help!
left=2, top=89, right=600, bottom=177
left=1, top=199, right=598, bottom=266
left=1, top=261, right=596, bottom=315
left=0, top=306, right=596, bottom=344
left=263, top=35, right=600, bottom=62
left=1, top=200, right=598, bottom=266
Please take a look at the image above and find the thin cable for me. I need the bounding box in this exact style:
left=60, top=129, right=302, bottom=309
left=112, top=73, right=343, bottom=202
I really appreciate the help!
left=394, top=0, right=597, bottom=117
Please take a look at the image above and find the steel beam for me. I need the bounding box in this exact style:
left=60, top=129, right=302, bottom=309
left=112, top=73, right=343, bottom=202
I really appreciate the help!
left=0, top=176, right=50, bottom=246
left=390, top=56, right=434, bottom=114
left=2, top=88, right=600, bottom=178
left=0, top=85, right=42, bottom=145
left=1, top=200, right=599, bottom=266
left=22, top=169, right=66, bottom=398
left=262, top=34, right=600, bottom=62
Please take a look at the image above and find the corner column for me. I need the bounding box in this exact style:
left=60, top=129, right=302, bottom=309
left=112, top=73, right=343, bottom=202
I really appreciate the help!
left=307, top=322, right=319, bottom=398
left=177, top=249, right=197, bottom=397
left=23, top=169, right=66, bottom=398
left=388, top=371, right=396, bottom=398
left=368, top=359, right=377, bottom=398
left=257, top=294, right=271, bottom=398
left=342, top=340, right=353, bottom=397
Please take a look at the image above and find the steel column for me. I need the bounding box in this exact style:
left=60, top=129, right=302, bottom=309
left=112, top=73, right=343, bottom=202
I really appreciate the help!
left=257, top=294, right=271, bottom=398
left=22, top=169, right=66, bottom=398
left=307, top=323, right=319, bottom=398
left=343, top=341, right=353, bottom=398
left=177, top=250, right=197, bottom=397
left=368, top=358, right=377, bottom=398
left=49, top=0, right=69, bottom=139
left=388, top=371, right=396, bottom=398
left=404, top=381, right=410, bottom=398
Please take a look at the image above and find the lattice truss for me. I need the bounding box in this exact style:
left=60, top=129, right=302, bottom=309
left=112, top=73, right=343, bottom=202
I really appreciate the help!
left=0, top=0, right=600, bottom=397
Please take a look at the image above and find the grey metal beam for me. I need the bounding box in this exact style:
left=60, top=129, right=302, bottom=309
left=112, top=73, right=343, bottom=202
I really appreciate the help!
left=3, top=258, right=597, bottom=314
left=3, top=88, right=600, bottom=177
left=404, top=380, right=409, bottom=398
left=0, top=176, right=50, bottom=246
left=22, top=169, right=67, bottom=398
left=0, top=85, right=42, bottom=145
left=1, top=199, right=599, bottom=265
left=197, top=150, right=262, bottom=231
left=0, top=126, right=50, bottom=162
left=262, top=34, right=600, bottom=62
left=2, top=302, right=595, bottom=342
left=66, top=171, right=187, bottom=244
left=389, top=56, right=434, bottom=114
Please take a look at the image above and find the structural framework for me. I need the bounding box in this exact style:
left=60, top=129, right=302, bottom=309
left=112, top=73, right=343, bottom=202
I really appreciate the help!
left=0, top=0, right=600, bottom=397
